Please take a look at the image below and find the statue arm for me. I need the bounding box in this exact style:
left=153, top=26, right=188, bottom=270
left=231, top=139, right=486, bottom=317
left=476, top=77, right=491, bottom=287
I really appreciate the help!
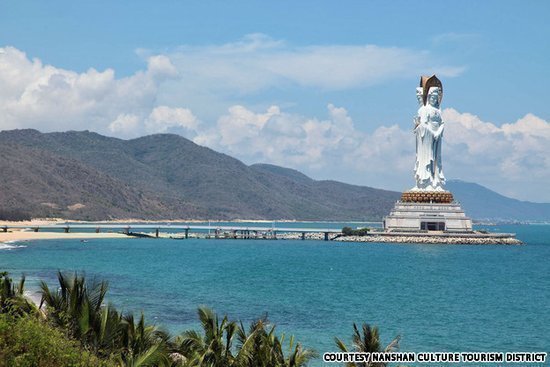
left=434, top=122, right=445, bottom=139
left=413, top=116, right=420, bottom=130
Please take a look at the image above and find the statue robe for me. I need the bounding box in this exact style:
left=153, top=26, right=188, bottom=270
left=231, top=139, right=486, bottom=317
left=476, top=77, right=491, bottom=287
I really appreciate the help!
left=414, top=105, right=445, bottom=190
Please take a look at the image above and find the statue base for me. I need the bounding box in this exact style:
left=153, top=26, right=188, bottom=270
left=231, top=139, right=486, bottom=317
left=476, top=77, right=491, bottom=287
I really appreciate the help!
left=401, top=190, right=453, bottom=203
left=384, top=192, right=472, bottom=232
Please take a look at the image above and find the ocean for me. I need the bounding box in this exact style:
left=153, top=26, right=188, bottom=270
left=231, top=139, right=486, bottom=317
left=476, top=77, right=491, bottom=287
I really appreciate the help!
left=1, top=223, right=549, bottom=365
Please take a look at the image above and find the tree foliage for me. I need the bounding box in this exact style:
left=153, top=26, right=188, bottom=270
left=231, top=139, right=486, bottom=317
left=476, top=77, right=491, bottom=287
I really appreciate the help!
left=1, top=270, right=401, bottom=367
left=0, top=313, right=115, bottom=367
left=334, top=323, right=400, bottom=367
left=341, top=227, right=370, bottom=236
left=0, top=271, right=321, bottom=367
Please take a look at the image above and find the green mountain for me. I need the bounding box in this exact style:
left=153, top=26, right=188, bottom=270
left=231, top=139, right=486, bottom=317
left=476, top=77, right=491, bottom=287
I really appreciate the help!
left=0, top=129, right=399, bottom=220
left=447, top=180, right=550, bottom=222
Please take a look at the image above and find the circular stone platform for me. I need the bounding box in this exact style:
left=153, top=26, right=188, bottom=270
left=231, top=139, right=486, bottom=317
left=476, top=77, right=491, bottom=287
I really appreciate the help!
left=401, top=190, right=454, bottom=203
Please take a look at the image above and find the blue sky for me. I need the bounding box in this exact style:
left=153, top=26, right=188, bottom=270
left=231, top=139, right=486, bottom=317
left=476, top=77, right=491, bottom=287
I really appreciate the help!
left=1, top=1, right=549, bottom=201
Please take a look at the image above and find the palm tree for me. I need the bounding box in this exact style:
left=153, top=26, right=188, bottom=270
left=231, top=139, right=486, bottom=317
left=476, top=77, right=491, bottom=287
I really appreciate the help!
left=178, top=309, right=316, bottom=367
left=234, top=318, right=281, bottom=367
left=0, top=271, right=37, bottom=315
left=118, top=312, right=171, bottom=366
left=39, top=271, right=174, bottom=366
left=335, top=323, right=400, bottom=367
left=90, top=304, right=124, bottom=357
left=283, top=335, right=316, bottom=367
left=39, top=270, right=108, bottom=340
left=176, top=307, right=238, bottom=367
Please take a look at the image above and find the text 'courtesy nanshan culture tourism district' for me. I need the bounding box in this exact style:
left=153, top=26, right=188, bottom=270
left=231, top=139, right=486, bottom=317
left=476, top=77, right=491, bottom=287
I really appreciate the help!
left=384, top=75, right=473, bottom=233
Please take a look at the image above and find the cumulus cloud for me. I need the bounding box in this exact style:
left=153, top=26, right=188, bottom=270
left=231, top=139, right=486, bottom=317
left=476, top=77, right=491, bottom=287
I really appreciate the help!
left=442, top=109, right=550, bottom=200
left=108, top=114, right=141, bottom=136
left=195, top=104, right=550, bottom=201
left=145, top=106, right=199, bottom=133
left=0, top=37, right=462, bottom=137
left=0, top=46, right=198, bottom=138
left=194, top=104, right=368, bottom=169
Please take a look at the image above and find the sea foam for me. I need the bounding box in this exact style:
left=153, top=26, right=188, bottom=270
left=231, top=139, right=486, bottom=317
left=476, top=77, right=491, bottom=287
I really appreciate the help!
left=0, top=242, right=27, bottom=250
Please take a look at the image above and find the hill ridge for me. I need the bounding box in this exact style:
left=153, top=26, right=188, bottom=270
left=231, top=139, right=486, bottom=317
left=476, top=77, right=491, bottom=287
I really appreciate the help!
left=0, top=129, right=548, bottom=221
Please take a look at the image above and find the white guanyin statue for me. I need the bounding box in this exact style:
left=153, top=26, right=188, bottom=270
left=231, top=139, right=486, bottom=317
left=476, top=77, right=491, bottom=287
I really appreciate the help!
left=412, top=78, right=446, bottom=191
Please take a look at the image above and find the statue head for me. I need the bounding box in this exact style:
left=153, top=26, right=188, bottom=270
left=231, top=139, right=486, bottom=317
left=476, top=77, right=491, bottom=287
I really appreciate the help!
left=416, top=87, right=423, bottom=106
left=419, top=75, right=443, bottom=106
left=428, top=87, right=440, bottom=108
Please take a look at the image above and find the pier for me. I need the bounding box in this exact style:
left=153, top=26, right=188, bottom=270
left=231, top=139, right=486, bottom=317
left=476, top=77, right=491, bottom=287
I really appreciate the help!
left=1, top=223, right=520, bottom=244
left=2, top=223, right=342, bottom=241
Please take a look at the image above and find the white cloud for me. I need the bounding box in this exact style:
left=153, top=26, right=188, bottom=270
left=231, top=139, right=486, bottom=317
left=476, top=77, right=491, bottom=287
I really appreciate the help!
left=145, top=106, right=199, bottom=133
left=146, top=55, right=178, bottom=79
left=442, top=109, right=550, bottom=199
left=0, top=37, right=462, bottom=137
left=167, top=33, right=465, bottom=94
left=194, top=104, right=366, bottom=169
left=194, top=104, right=550, bottom=201
left=108, top=114, right=141, bottom=136
left=0, top=46, right=192, bottom=138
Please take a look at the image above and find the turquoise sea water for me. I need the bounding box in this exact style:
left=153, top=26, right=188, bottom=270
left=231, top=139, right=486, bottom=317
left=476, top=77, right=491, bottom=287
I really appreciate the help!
left=1, top=223, right=549, bottom=365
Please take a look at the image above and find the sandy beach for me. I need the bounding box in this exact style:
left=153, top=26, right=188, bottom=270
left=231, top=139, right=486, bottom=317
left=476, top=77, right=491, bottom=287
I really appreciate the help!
left=0, top=219, right=129, bottom=243
left=0, top=231, right=129, bottom=243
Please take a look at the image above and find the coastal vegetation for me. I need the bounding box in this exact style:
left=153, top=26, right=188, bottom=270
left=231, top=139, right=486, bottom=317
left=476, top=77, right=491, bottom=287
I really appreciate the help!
left=334, top=323, right=400, bottom=367
left=0, top=270, right=403, bottom=366
left=0, top=271, right=323, bottom=366
left=2, top=270, right=407, bottom=366
left=341, top=226, right=370, bottom=236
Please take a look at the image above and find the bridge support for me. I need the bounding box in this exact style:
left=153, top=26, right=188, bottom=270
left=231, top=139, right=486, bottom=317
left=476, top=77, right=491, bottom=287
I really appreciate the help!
left=273, top=231, right=277, bottom=240
left=2, top=226, right=7, bottom=233
left=155, top=228, right=159, bottom=238
left=95, top=227, right=100, bottom=233
left=64, top=226, right=70, bottom=233
left=185, top=228, right=189, bottom=239
left=301, top=232, right=306, bottom=240
left=123, top=226, right=130, bottom=235
left=324, top=232, right=329, bottom=241
left=33, top=227, right=39, bottom=232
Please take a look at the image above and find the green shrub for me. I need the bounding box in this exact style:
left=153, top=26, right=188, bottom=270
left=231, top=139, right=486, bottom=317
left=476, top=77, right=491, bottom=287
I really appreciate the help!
left=0, top=314, right=115, bottom=367
left=342, top=226, right=353, bottom=236
left=341, top=226, right=370, bottom=236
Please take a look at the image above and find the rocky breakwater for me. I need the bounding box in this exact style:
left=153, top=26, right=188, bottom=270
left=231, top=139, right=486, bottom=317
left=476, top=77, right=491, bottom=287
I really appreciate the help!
left=334, top=233, right=523, bottom=245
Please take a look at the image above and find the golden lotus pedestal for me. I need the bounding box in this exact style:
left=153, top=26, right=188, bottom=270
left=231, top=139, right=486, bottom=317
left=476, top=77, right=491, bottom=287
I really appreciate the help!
left=384, top=190, right=472, bottom=232
left=400, top=190, right=454, bottom=204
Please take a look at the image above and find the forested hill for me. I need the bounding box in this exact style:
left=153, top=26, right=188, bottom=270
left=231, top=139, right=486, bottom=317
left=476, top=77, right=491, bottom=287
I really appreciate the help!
left=0, top=129, right=398, bottom=220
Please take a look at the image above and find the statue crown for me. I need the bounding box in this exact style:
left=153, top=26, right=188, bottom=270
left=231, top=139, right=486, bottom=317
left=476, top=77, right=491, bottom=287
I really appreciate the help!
left=420, top=75, right=443, bottom=106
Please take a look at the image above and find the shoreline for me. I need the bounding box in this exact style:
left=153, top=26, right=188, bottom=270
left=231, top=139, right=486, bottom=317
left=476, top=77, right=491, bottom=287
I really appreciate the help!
left=0, top=219, right=521, bottom=245
left=334, top=235, right=522, bottom=245
left=0, top=231, right=129, bottom=244
left=0, top=230, right=521, bottom=245
left=131, top=231, right=522, bottom=245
